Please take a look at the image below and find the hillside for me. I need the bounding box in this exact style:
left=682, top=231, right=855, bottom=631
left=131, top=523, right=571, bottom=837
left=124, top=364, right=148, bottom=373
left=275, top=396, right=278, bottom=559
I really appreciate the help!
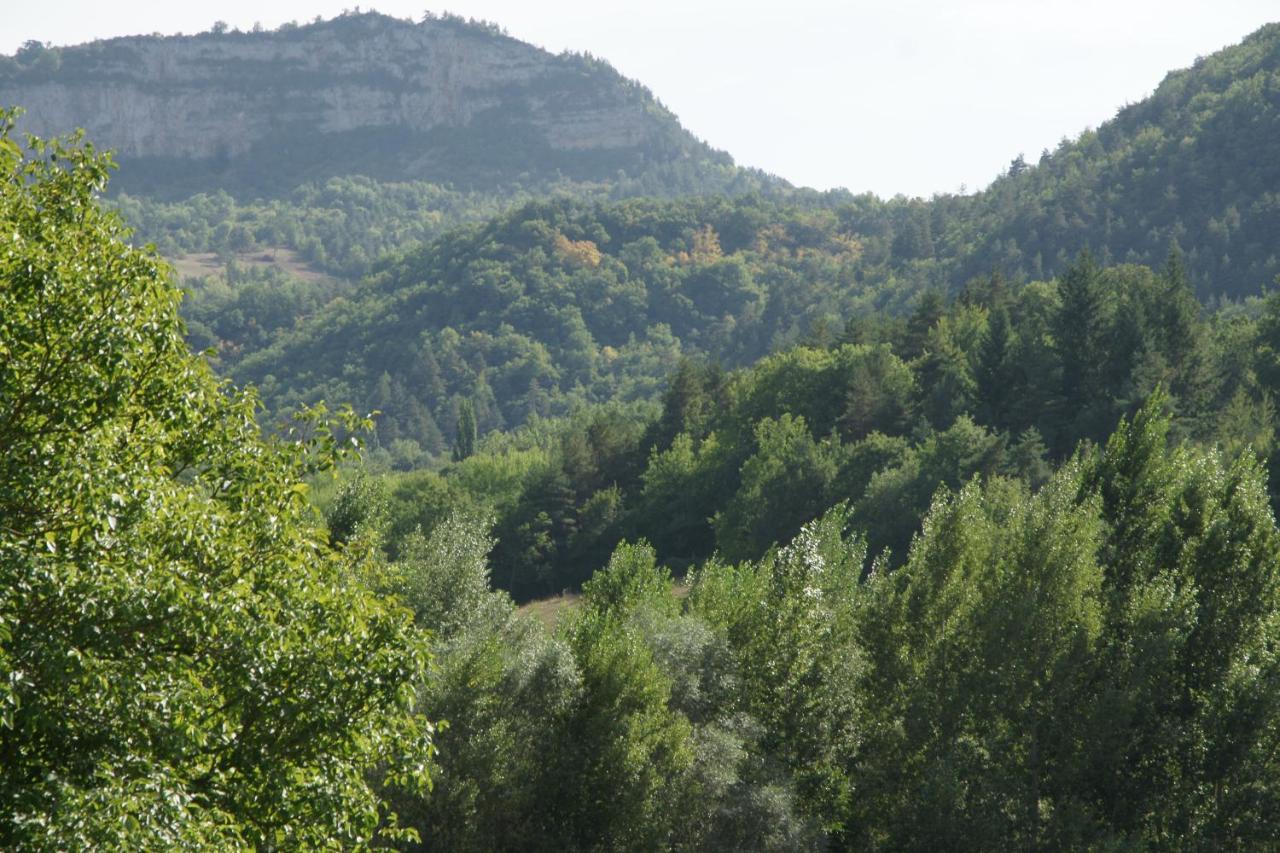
left=223, top=9, right=1280, bottom=454
left=0, top=11, right=762, bottom=199
left=229, top=194, right=876, bottom=463
left=5, top=16, right=1280, bottom=304
left=9, top=17, right=1280, bottom=457
left=12, top=16, right=1280, bottom=850
left=932, top=22, right=1280, bottom=298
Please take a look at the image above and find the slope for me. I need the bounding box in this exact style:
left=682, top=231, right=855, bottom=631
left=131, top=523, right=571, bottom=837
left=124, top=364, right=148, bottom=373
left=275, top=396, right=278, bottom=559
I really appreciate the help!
left=0, top=11, right=761, bottom=200
left=933, top=22, right=1280, bottom=299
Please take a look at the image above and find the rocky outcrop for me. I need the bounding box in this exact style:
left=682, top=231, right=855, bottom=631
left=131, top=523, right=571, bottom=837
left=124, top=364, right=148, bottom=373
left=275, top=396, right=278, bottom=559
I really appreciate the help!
left=0, top=13, right=725, bottom=196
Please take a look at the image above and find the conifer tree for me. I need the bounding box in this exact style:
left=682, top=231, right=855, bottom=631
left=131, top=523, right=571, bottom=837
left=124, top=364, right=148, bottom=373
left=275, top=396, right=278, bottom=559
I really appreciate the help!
left=976, top=302, right=1016, bottom=429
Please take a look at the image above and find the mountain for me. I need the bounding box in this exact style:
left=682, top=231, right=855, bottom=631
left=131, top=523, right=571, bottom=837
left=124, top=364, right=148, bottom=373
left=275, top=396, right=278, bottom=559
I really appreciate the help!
left=180, top=22, right=1280, bottom=461
left=8, top=15, right=1280, bottom=460
left=6, top=15, right=1280, bottom=301
left=929, top=22, right=1280, bottom=299
left=0, top=11, right=765, bottom=199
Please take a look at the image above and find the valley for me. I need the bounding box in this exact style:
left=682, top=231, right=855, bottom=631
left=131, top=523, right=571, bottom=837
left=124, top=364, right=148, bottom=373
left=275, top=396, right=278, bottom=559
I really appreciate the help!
left=4, top=11, right=1280, bottom=849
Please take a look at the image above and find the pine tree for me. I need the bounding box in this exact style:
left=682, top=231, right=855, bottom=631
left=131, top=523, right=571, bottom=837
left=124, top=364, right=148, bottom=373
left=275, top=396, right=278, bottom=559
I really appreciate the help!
left=976, top=303, right=1016, bottom=429
left=902, top=290, right=947, bottom=361
left=1055, top=251, right=1105, bottom=402
left=1053, top=250, right=1111, bottom=445
left=651, top=358, right=710, bottom=450
left=1160, top=243, right=1210, bottom=413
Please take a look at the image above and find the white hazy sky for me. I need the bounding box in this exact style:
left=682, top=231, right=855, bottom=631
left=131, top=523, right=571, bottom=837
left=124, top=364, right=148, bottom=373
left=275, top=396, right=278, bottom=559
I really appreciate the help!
left=3, top=1, right=1276, bottom=198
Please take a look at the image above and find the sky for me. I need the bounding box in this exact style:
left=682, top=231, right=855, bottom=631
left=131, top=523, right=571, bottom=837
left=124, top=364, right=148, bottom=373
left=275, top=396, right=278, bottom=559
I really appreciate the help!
left=3, top=1, right=1277, bottom=198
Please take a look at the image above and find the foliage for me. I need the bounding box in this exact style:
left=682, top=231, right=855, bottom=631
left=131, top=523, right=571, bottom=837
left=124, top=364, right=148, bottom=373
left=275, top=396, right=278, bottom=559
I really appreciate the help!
left=0, top=111, right=432, bottom=847
left=227, top=195, right=887, bottom=455
left=331, top=242, right=1280, bottom=598
left=852, top=395, right=1280, bottom=847
left=11, top=22, right=1280, bottom=845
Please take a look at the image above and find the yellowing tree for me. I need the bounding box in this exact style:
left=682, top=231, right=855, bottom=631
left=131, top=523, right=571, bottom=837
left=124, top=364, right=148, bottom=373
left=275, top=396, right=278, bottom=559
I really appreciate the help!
left=553, top=232, right=603, bottom=268
left=677, top=223, right=724, bottom=265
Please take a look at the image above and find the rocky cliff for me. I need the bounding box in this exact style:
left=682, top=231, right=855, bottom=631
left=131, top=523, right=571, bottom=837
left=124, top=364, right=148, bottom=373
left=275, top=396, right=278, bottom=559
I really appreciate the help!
left=0, top=13, right=739, bottom=198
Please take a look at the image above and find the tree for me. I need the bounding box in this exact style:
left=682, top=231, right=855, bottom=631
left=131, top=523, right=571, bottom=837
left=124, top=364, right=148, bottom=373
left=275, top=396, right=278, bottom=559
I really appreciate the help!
left=901, top=289, right=946, bottom=361
left=692, top=509, right=865, bottom=836
left=714, top=415, right=840, bottom=562
left=1073, top=394, right=1280, bottom=843
left=915, top=315, right=979, bottom=428
left=452, top=398, right=478, bottom=461
left=836, top=344, right=915, bottom=441
left=386, top=513, right=579, bottom=851
left=855, top=472, right=1104, bottom=848
left=853, top=416, right=1006, bottom=564
left=1053, top=250, right=1109, bottom=442
left=975, top=303, right=1017, bottom=429
left=651, top=358, right=713, bottom=450
left=1049, top=247, right=1121, bottom=445
left=554, top=543, right=693, bottom=849
left=636, top=432, right=727, bottom=564
left=0, top=112, right=433, bottom=847
left=1157, top=244, right=1212, bottom=415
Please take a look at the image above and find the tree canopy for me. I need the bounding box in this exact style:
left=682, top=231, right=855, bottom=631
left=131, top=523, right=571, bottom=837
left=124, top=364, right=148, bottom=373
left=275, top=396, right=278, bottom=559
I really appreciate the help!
left=0, top=110, right=434, bottom=847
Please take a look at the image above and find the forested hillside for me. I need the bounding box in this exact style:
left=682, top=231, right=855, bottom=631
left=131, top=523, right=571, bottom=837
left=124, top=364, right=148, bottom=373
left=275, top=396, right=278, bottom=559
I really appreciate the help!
left=938, top=21, right=1280, bottom=299
left=229, top=195, right=881, bottom=463
left=8, top=19, right=1280, bottom=463
left=7, top=13, right=1280, bottom=850
left=92, top=21, right=1280, bottom=462
left=339, top=247, right=1280, bottom=600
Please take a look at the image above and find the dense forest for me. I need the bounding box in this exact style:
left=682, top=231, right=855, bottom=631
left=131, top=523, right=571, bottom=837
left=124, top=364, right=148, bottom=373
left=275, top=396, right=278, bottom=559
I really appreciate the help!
left=79, top=19, right=1280, bottom=464
left=337, top=244, right=1280, bottom=602
left=7, top=14, right=1280, bottom=851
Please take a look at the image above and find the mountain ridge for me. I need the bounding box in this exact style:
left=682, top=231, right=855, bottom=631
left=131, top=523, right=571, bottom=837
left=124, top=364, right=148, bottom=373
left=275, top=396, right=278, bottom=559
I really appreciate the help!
left=938, top=21, right=1280, bottom=297
left=0, top=12, right=765, bottom=199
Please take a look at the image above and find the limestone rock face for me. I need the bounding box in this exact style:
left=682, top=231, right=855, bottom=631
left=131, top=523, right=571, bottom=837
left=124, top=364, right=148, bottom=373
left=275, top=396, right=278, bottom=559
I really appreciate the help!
left=0, top=13, right=721, bottom=195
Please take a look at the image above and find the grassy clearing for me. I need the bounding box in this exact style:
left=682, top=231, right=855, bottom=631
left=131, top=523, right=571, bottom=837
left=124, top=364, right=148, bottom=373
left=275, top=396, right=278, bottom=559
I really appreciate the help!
left=171, top=247, right=334, bottom=284
left=516, top=582, right=690, bottom=631
left=517, top=592, right=582, bottom=630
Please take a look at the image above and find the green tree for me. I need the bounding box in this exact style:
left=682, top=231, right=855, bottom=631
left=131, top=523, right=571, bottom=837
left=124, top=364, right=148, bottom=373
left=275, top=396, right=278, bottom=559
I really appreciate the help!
left=452, top=398, right=478, bottom=461
left=650, top=357, right=714, bottom=450
left=0, top=112, right=433, bottom=847
left=554, top=543, right=694, bottom=849
left=853, top=416, right=1006, bottom=564
left=692, top=509, right=865, bottom=835
left=1074, top=394, right=1280, bottom=843
left=383, top=509, right=579, bottom=851
left=636, top=432, right=728, bottom=564
left=1053, top=250, right=1111, bottom=444
left=915, top=314, right=979, bottom=428
left=855, top=472, right=1104, bottom=848
left=901, top=289, right=946, bottom=361
left=714, top=415, right=840, bottom=562
left=835, top=344, right=916, bottom=441
left=975, top=303, right=1017, bottom=429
